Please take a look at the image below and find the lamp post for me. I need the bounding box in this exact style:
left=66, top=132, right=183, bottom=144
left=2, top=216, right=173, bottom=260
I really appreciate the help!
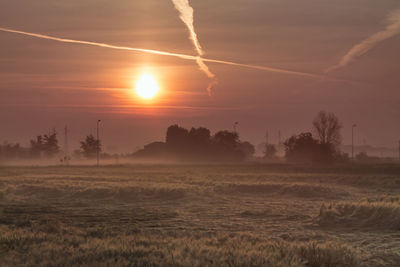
left=97, top=120, right=101, bottom=167
left=64, top=126, right=69, bottom=166
left=398, top=140, right=400, bottom=163
left=278, top=130, right=281, bottom=146
left=352, top=124, right=356, bottom=161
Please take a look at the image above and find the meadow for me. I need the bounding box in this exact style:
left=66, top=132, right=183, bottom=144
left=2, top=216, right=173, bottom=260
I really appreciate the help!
left=0, top=163, right=400, bottom=266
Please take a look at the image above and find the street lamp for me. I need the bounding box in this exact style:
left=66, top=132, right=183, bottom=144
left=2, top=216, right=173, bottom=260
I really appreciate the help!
left=97, top=119, right=101, bottom=167
left=398, top=140, right=400, bottom=163
left=352, top=124, right=356, bottom=161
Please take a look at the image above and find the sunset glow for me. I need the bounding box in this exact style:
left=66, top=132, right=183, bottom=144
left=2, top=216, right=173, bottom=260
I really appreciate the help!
left=1, top=2, right=400, bottom=265
left=135, top=74, right=160, bottom=99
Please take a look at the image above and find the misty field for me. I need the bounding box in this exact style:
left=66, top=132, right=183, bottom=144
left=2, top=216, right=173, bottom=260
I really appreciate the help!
left=1, top=164, right=400, bottom=266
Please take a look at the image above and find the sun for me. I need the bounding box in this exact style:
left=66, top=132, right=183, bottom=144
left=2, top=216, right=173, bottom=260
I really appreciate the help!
left=135, top=73, right=160, bottom=99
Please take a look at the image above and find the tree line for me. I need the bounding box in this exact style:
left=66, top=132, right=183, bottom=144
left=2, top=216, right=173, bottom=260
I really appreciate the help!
left=0, top=110, right=382, bottom=164
left=283, top=111, right=346, bottom=164
left=134, top=111, right=348, bottom=164
left=0, top=131, right=101, bottom=162
left=133, top=125, right=255, bottom=162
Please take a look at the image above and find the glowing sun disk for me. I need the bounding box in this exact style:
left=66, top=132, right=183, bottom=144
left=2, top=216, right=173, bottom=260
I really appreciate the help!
left=135, top=73, right=160, bottom=99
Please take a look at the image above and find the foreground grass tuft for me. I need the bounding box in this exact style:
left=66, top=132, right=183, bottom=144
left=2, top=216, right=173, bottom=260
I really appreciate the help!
left=0, top=227, right=361, bottom=266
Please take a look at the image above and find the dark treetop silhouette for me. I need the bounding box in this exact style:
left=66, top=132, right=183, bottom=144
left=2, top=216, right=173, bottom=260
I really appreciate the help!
left=134, top=125, right=255, bottom=162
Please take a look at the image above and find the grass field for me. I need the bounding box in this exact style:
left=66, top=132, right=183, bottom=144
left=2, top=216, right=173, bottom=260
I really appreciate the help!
left=1, top=164, right=400, bottom=266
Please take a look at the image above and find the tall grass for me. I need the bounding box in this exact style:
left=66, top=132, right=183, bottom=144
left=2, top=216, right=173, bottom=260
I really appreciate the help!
left=0, top=227, right=360, bottom=266
left=317, top=197, right=400, bottom=230
left=0, top=165, right=397, bottom=265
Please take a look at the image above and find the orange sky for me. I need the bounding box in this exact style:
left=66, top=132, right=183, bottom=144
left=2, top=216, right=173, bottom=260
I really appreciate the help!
left=1, top=0, right=400, bottom=152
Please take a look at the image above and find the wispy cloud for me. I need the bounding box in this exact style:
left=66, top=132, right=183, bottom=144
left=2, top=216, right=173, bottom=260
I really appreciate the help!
left=327, top=9, right=400, bottom=73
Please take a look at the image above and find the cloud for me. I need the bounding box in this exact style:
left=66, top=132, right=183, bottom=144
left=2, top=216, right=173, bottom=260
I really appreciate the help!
left=327, top=9, right=400, bottom=73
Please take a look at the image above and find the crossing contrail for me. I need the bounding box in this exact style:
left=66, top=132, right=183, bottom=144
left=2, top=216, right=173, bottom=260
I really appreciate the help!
left=0, top=26, right=333, bottom=81
left=327, top=9, right=400, bottom=73
left=171, top=0, right=204, bottom=57
left=171, top=0, right=216, bottom=94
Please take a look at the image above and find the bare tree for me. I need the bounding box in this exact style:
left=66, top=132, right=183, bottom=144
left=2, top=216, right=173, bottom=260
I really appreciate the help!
left=312, top=111, right=342, bottom=147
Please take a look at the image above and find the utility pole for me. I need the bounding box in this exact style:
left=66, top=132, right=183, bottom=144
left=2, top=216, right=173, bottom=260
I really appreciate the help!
left=64, top=126, right=69, bottom=165
left=278, top=130, right=282, bottom=146
left=363, top=138, right=367, bottom=153
left=97, top=120, right=101, bottom=167
left=398, top=140, right=400, bottom=163
left=352, top=124, right=356, bottom=161
left=265, top=130, right=269, bottom=156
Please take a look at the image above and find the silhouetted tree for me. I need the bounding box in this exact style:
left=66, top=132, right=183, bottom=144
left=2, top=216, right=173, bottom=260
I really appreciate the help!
left=0, top=142, right=25, bottom=160
left=312, top=111, right=342, bottom=163
left=29, top=131, right=60, bottom=158
left=212, top=131, right=244, bottom=161
left=264, top=144, right=277, bottom=158
left=213, top=131, right=239, bottom=148
left=166, top=125, right=189, bottom=156
left=134, top=142, right=167, bottom=158
left=238, top=141, right=255, bottom=159
left=42, top=131, right=60, bottom=157
left=284, top=132, right=319, bottom=163
left=80, top=134, right=101, bottom=159
left=188, top=127, right=212, bottom=160
left=188, top=127, right=211, bottom=145
left=134, top=125, right=251, bottom=162
left=30, top=135, right=44, bottom=158
left=313, top=111, right=342, bottom=147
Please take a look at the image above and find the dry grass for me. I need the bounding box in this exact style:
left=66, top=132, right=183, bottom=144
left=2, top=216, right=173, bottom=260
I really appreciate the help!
left=0, top=164, right=399, bottom=266
left=317, top=197, right=400, bottom=230
left=216, top=183, right=349, bottom=199
left=0, top=227, right=360, bottom=267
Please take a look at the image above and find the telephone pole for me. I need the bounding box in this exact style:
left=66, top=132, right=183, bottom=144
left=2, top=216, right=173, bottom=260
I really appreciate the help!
left=398, top=140, right=400, bottom=163
left=351, top=124, right=356, bottom=160
left=97, top=120, right=101, bottom=167
left=64, top=126, right=69, bottom=165
left=264, top=129, right=269, bottom=155
left=278, top=130, right=282, bottom=146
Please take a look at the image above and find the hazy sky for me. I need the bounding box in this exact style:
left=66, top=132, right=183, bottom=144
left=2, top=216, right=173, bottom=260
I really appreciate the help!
left=1, top=0, right=399, bottom=152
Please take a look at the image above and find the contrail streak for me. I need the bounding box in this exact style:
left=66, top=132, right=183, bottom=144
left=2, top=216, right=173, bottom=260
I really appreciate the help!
left=196, top=57, right=215, bottom=78
left=0, top=26, right=330, bottom=80
left=327, top=9, right=400, bottom=73
left=0, top=27, right=196, bottom=60
left=171, top=0, right=216, bottom=94
left=171, top=0, right=204, bottom=56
